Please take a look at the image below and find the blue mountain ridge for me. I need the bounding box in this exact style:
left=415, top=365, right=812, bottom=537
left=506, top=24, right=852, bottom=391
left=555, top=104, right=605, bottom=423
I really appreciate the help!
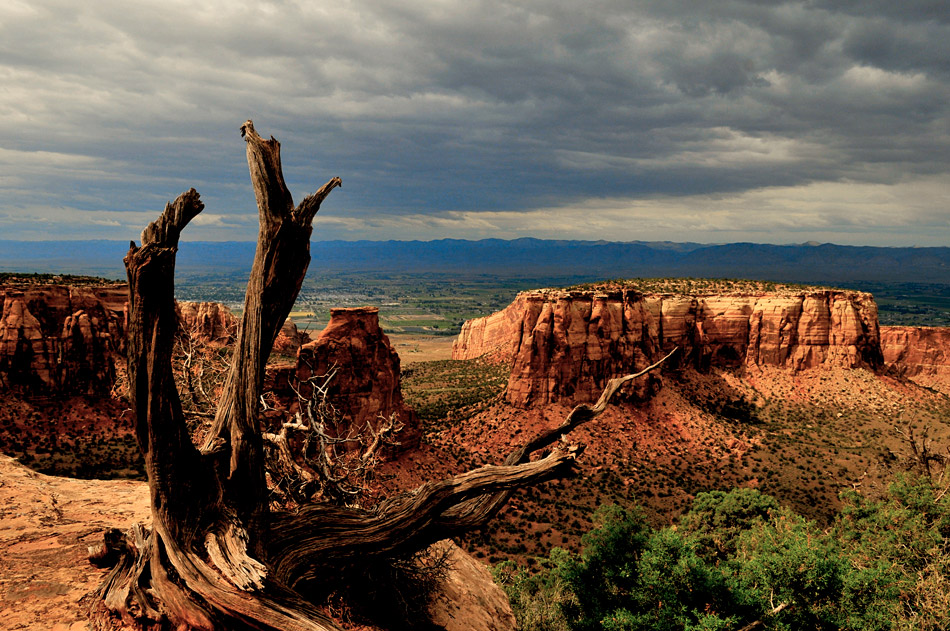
left=1, top=239, right=948, bottom=284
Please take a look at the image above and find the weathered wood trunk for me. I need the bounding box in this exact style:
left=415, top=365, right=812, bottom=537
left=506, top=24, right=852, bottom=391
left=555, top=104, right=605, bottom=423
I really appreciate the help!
left=88, top=121, right=671, bottom=631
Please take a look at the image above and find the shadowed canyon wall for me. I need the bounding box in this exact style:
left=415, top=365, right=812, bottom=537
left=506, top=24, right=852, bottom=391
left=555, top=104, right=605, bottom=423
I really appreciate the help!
left=0, top=284, right=127, bottom=395
left=0, top=288, right=244, bottom=396
left=1, top=286, right=312, bottom=401
left=455, top=288, right=887, bottom=407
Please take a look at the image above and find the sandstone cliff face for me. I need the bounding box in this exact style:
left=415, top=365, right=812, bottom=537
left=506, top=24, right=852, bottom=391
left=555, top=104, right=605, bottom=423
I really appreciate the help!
left=0, top=284, right=127, bottom=395
left=177, top=301, right=237, bottom=346
left=881, top=326, right=950, bottom=393
left=455, top=289, right=883, bottom=407
left=294, top=307, right=420, bottom=451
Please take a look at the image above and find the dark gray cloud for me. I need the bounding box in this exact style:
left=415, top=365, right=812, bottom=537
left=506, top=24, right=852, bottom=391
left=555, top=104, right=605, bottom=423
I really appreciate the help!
left=0, top=0, right=948, bottom=245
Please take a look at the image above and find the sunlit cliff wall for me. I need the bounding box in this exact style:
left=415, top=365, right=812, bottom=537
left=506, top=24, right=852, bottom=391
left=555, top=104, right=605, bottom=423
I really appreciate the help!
left=454, top=288, right=883, bottom=407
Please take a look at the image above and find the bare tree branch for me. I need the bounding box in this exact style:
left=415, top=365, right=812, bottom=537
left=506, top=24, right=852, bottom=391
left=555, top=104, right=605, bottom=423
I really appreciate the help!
left=267, top=349, right=677, bottom=587
left=92, top=120, right=675, bottom=631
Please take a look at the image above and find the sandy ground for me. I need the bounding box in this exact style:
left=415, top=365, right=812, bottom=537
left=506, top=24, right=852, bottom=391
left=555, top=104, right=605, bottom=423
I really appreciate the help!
left=387, top=334, right=455, bottom=364
left=0, top=456, right=150, bottom=630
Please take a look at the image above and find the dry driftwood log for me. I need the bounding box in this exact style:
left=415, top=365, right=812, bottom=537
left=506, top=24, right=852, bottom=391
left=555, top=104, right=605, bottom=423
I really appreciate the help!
left=88, top=121, right=673, bottom=631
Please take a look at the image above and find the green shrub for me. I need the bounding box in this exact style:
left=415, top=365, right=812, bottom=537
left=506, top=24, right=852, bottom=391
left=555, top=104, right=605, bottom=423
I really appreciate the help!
left=498, top=478, right=950, bottom=631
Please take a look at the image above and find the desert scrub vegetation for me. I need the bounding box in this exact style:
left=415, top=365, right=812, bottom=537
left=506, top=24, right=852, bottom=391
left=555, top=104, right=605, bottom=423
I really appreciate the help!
left=562, top=277, right=832, bottom=296
left=401, top=357, right=509, bottom=435
left=496, top=478, right=950, bottom=631
left=0, top=272, right=120, bottom=285
left=658, top=367, right=950, bottom=525
left=0, top=395, right=144, bottom=479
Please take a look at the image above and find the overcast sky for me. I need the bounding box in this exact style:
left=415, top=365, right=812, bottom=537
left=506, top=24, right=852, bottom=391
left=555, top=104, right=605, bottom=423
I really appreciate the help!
left=1, top=0, right=948, bottom=245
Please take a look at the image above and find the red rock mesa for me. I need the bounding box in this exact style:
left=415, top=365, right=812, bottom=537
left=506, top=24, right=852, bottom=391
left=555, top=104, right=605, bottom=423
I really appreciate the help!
left=454, top=285, right=884, bottom=407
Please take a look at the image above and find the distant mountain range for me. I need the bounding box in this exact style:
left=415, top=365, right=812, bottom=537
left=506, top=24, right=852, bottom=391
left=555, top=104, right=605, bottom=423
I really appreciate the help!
left=1, top=238, right=949, bottom=285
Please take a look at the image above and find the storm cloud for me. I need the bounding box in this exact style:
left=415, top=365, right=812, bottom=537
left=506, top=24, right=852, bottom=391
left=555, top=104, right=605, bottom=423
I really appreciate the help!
left=1, top=0, right=948, bottom=244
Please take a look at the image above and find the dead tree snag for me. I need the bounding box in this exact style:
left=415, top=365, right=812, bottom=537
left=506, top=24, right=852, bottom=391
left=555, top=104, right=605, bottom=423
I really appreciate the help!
left=89, top=121, right=672, bottom=630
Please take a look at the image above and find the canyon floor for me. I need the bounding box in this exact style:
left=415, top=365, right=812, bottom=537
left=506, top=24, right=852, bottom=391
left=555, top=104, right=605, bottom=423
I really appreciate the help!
left=397, top=357, right=950, bottom=564
left=388, top=332, right=455, bottom=364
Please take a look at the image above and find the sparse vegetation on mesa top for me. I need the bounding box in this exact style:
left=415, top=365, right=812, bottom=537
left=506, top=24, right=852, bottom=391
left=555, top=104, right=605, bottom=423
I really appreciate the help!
left=0, top=272, right=121, bottom=286
left=561, top=277, right=844, bottom=296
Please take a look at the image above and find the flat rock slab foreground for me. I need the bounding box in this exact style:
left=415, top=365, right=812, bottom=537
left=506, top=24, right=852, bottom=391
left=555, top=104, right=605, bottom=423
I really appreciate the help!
left=0, top=455, right=149, bottom=630
left=0, top=455, right=515, bottom=631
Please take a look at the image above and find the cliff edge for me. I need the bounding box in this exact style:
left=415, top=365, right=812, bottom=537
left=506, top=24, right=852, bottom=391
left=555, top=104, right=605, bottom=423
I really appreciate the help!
left=454, top=281, right=884, bottom=407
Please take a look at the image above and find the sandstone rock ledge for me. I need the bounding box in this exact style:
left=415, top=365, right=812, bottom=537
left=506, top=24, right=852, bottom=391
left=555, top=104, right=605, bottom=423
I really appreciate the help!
left=454, top=287, right=884, bottom=407
left=0, top=455, right=514, bottom=631
left=0, top=454, right=149, bottom=631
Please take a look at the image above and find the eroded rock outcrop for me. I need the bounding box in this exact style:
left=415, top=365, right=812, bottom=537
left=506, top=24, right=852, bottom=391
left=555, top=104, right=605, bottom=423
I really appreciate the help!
left=273, top=318, right=310, bottom=354
left=0, top=284, right=127, bottom=395
left=881, top=326, right=950, bottom=393
left=293, top=307, right=421, bottom=451
left=455, top=287, right=883, bottom=407
left=177, top=301, right=237, bottom=346
left=176, top=302, right=308, bottom=352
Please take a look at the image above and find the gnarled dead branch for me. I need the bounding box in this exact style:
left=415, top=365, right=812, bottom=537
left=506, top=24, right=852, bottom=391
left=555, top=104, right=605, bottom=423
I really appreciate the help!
left=89, top=121, right=673, bottom=631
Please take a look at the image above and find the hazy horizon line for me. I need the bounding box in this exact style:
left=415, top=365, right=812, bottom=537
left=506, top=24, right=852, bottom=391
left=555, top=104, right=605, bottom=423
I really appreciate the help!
left=0, top=238, right=945, bottom=250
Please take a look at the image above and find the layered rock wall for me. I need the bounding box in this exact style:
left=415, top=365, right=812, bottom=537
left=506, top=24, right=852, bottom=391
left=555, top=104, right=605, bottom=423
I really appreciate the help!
left=455, top=289, right=883, bottom=407
left=293, top=307, right=420, bottom=451
left=0, top=289, right=250, bottom=396
left=0, top=284, right=127, bottom=395
left=177, top=301, right=237, bottom=346
left=881, top=326, right=950, bottom=393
